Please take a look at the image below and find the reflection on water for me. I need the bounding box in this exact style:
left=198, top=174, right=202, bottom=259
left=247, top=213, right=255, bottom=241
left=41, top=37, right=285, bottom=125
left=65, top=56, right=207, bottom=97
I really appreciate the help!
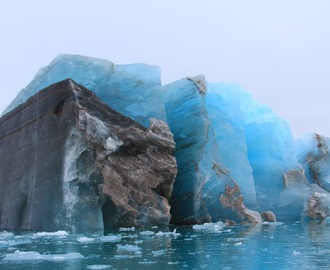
left=0, top=221, right=329, bottom=269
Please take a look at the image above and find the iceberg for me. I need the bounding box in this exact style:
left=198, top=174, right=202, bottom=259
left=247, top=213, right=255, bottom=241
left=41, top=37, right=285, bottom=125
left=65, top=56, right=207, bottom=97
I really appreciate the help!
left=1, top=54, right=330, bottom=230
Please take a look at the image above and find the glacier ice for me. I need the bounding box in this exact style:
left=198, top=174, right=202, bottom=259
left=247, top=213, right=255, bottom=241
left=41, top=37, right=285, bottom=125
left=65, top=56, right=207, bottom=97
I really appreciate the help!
left=295, top=133, right=330, bottom=191
left=2, top=54, right=330, bottom=228
left=2, top=54, right=166, bottom=127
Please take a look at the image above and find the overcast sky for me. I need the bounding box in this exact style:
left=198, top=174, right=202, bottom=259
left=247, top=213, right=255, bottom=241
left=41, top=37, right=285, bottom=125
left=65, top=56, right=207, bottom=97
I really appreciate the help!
left=1, top=0, right=329, bottom=138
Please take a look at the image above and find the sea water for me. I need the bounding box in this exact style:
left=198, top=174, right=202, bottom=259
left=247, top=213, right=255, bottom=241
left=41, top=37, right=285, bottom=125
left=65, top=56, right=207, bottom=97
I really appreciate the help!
left=0, top=221, right=329, bottom=269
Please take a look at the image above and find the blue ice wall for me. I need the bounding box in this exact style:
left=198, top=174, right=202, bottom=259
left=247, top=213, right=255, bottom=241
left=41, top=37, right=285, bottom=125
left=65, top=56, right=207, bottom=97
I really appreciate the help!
left=226, top=84, right=299, bottom=214
left=2, top=54, right=165, bottom=127
left=164, top=77, right=304, bottom=222
left=163, top=78, right=239, bottom=224
left=206, top=83, right=256, bottom=208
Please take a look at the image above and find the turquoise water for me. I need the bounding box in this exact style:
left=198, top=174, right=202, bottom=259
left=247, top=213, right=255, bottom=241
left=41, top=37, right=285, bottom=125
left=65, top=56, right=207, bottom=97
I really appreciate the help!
left=0, top=221, right=329, bottom=269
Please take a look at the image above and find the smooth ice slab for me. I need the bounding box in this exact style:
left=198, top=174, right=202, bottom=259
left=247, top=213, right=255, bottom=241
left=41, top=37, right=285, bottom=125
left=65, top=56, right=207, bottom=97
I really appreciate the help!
left=2, top=54, right=166, bottom=127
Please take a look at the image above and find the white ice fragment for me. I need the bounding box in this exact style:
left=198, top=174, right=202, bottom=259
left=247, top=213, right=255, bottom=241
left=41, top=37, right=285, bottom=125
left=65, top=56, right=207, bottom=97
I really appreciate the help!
left=140, top=231, right=155, bottom=236
left=155, top=228, right=180, bottom=238
left=114, top=254, right=142, bottom=259
left=152, top=250, right=166, bottom=257
left=33, top=231, right=69, bottom=238
left=77, top=236, right=95, bottom=243
left=138, top=261, right=157, bottom=265
left=293, top=251, right=301, bottom=255
left=234, top=242, right=243, bottom=246
left=99, top=235, right=122, bottom=243
left=119, top=227, right=136, bottom=232
left=262, top=222, right=284, bottom=226
left=0, top=231, right=14, bottom=239
left=184, top=238, right=193, bottom=241
left=192, top=221, right=226, bottom=232
left=87, top=265, right=112, bottom=270
left=3, top=250, right=83, bottom=261
left=117, top=244, right=142, bottom=254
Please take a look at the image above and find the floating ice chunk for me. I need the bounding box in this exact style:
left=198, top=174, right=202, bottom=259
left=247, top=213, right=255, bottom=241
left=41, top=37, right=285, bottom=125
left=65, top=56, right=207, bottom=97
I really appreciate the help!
left=0, top=231, right=14, bottom=239
left=99, top=235, right=122, bottom=243
left=33, top=231, right=69, bottom=238
left=152, top=250, right=167, bottom=257
left=3, top=250, right=84, bottom=261
left=155, top=228, right=180, bottom=238
left=119, top=227, right=136, bottom=232
left=77, top=236, right=95, bottom=243
left=140, top=231, right=155, bottom=236
left=138, top=261, right=157, bottom=265
left=192, top=221, right=226, bottom=232
left=86, top=265, right=112, bottom=270
left=117, top=244, right=142, bottom=254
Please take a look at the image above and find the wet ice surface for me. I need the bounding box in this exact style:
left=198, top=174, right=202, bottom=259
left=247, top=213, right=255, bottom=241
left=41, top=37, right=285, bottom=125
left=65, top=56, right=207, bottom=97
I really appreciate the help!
left=0, top=222, right=330, bottom=269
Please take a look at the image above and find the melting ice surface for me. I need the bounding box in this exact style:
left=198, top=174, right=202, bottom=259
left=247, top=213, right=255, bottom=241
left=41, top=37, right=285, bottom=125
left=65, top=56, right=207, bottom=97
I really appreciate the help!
left=1, top=221, right=330, bottom=269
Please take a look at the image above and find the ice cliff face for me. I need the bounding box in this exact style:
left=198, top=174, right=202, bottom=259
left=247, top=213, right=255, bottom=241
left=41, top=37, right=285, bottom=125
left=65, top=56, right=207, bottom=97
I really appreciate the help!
left=2, top=54, right=330, bottom=230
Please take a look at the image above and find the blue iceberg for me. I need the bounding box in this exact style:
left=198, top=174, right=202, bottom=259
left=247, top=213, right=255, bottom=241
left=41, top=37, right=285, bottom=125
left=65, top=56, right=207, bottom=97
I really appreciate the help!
left=2, top=54, right=330, bottom=227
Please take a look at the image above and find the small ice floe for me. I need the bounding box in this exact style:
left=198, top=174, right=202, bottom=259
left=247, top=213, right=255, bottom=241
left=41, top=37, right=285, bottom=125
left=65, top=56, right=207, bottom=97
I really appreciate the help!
left=3, top=250, right=83, bottom=261
left=262, top=222, right=283, bottom=227
left=0, top=231, right=14, bottom=239
left=138, top=260, right=157, bottom=265
left=117, top=244, right=142, bottom=255
left=155, top=228, right=180, bottom=238
left=119, top=227, right=135, bottom=232
left=86, top=265, right=112, bottom=270
left=99, top=235, right=122, bottom=243
left=192, top=221, right=225, bottom=232
left=168, top=261, right=180, bottom=265
left=234, top=242, right=243, bottom=246
left=293, top=251, right=301, bottom=255
left=140, top=230, right=155, bottom=236
left=77, top=236, right=95, bottom=243
left=152, top=250, right=167, bottom=257
left=33, top=231, right=69, bottom=238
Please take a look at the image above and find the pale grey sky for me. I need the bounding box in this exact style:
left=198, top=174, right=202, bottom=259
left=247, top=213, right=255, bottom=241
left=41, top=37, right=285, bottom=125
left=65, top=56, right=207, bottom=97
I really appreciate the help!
left=1, top=0, right=329, bottom=138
